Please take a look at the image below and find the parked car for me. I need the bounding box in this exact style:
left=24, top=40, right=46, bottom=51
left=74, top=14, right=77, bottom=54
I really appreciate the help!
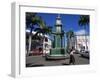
left=80, top=50, right=89, bottom=58
left=74, top=50, right=80, bottom=54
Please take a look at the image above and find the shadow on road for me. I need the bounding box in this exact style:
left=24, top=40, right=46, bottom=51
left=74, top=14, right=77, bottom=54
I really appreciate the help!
left=78, top=55, right=89, bottom=59
left=62, top=63, right=70, bottom=65
left=26, top=63, right=44, bottom=67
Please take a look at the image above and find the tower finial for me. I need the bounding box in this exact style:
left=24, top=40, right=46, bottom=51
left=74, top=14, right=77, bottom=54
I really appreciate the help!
left=56, top=14, right=62, bottom=25
left=57, top=14, right=61, bottom=18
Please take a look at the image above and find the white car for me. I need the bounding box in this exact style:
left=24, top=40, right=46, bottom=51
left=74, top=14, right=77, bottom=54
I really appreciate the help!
left=80, top=50, right=89, bottom=58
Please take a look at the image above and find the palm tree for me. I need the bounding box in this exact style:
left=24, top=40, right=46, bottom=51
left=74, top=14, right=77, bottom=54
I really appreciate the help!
left=34, top=26, right=52, bottom=36
left=26, top=13, right=46, bottom=55
left=66, top=30, right=75, bottom=52
left=26, top=12, right=52, bottom=55
left=78, top=15, right=89, bottom=50
left=78, top=15, right=89, bottom=26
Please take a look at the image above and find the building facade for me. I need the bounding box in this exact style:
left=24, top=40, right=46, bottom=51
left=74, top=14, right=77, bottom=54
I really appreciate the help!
left=75, top=35, right=90, bottom=51
left=26, top=30, right=52, bottom=55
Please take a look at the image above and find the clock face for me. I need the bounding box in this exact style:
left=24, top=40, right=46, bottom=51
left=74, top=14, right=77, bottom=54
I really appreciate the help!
left=56, top=20, right=62, bottom=25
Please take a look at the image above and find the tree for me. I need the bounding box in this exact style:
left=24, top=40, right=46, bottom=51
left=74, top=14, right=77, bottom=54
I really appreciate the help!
left=26, top=12, right=52, bottom=55
left=78, top=15, right=89, bottom=50
left=78, top=15, right=89, bottom=26
left=26, top=12, right=46, bottom=55
left=34, top=26, right=52, bottom=36
left=66, top=30, right=75, bottom=52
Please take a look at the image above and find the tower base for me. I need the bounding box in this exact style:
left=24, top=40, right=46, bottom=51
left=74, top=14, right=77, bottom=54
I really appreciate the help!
left=45, top=48, right=70, bottom=60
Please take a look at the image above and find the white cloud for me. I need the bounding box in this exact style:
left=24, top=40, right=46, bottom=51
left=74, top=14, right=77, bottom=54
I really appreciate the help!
left=75, top=29, right=87, bottom=35
left=26, top=29, right=36, bottom=34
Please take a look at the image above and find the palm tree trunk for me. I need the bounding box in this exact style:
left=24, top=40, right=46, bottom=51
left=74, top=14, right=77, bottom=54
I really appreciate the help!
left=67, top=36, right=70, bottom=50
left=28, top=35, right=32, bottom=55
left=43, top=35, right=46, bottom=56
left=84, top=26, right=88, bottom=51
left=27, top=27, right=33, bottom=56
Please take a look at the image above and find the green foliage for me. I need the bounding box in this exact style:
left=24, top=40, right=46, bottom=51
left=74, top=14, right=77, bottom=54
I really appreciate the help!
left=78, top=15, right=89, bottom=26
left=32, top=16, right=46, bottom=28
left=26, top=12, right=52, bottom=39
left=66, top=30, right=75, bottom=38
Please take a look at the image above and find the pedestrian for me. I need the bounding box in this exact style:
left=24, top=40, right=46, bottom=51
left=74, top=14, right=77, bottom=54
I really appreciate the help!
left=69, top=47, right=75, bottom=65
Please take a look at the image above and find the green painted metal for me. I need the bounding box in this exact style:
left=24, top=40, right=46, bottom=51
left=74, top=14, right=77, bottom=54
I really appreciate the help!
left=49, top=14, right=66, bottom=56
left=50, top=48, right=65, bottom=55
left=55, top=35, right=62, bottom=48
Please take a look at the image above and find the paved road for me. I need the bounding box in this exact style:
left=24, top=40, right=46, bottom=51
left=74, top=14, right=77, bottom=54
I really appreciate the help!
left=74, top=54, right=89, bottom=65
left=26, top=54, right=89, bottom=67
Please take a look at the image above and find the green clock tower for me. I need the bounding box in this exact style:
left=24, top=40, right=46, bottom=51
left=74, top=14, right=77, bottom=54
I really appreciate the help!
left=54, top=14, right=63, bottom=48
left=46, top=14, right=67, bottom=59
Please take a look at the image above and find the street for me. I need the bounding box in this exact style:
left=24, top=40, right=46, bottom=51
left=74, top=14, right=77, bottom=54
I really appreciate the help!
left=26, top=53, right=89, bottom=67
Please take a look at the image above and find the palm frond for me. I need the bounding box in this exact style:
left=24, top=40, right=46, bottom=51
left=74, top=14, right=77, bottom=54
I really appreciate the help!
left=78, top=15, right=89, bottom=26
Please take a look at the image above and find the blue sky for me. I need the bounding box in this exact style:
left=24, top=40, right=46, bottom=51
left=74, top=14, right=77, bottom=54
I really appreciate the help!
left=36, top=13, right=90, bottom=35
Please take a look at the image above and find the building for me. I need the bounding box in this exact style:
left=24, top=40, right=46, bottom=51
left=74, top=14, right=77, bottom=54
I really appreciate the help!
left=26, top=30, right=52, bottom=55
left=43, top=35, right=52, bottom=55
left=75, top=35, right=90, bottom=51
